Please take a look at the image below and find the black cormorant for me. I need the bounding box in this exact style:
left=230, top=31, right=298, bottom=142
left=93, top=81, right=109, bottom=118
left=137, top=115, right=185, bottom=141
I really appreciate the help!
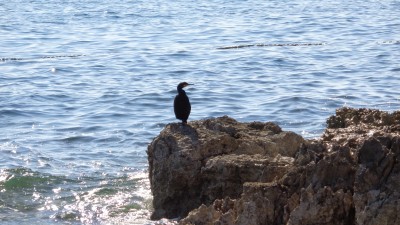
left=174, top=82, right=193, bottom=124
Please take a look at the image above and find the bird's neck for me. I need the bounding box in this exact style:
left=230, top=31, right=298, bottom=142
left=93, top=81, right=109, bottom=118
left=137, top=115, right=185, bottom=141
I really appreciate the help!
left=177, top=88, right=186, bottom=94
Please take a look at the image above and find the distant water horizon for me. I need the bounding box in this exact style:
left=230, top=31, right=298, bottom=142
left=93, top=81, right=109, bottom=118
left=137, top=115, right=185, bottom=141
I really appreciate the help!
left=1, top=0, right=400, bottom=224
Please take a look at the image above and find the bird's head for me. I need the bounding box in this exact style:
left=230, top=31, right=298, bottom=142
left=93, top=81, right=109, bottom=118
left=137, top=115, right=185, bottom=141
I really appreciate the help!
left=177, top=82, right=193, bottom=89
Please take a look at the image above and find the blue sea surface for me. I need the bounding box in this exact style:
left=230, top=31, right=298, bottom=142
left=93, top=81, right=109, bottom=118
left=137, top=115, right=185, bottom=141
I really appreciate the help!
left=1, top=0, right=400, bottom=224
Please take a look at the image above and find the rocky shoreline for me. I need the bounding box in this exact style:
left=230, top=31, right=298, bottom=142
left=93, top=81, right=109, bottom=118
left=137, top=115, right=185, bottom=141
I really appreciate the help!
left=147, top=107, right=400, bottom=225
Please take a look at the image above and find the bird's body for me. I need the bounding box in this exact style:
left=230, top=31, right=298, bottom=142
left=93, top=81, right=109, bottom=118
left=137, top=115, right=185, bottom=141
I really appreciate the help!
left=174, top=82, right=192, bottom=124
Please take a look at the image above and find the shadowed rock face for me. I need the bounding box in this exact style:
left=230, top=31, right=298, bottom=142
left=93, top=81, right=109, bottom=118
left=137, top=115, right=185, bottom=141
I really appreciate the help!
left=148, top=108, right=400, bottom=225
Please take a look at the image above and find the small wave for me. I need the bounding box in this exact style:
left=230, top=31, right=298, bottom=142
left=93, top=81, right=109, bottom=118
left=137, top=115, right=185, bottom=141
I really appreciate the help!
left=0, top=168, right=65, bottom=191
left=90, top=112, right=130, bottom=119
left=0, top=108, right=51, bottom=119
left=0, top=109, right=28, bottom=117
left=81, top=125, right=104, bottom=133
left=93, top=187, right=119, bottom=196
left=94, top=136, right=121, bottom=143
left=0, top=167, right=152, bottom=223
left=59, top=135, right=96, bottom=143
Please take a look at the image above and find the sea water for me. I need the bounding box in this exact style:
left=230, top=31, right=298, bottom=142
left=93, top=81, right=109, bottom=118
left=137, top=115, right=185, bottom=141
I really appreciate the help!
left=1, top=0, right=399, bottom=224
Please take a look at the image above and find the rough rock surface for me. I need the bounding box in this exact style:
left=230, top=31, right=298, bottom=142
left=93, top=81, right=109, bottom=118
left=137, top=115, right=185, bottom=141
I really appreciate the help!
left=147, top=116, right=304, bottom=220
left=148, top=108, right=400, bottom=225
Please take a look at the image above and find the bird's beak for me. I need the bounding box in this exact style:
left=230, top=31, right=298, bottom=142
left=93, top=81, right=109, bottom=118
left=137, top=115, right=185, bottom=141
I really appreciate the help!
left=184, top=83, right=194, bottom=87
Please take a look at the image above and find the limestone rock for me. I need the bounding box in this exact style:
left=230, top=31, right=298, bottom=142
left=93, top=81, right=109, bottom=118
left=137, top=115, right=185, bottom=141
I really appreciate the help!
left=287, top=186, right=354, bottom=225
left=147, top=116, right=305, bottom=219
left=201, top=154, right=293, bottom=203
left=148, top=108, right=400, bottom=225
left=180, top=183, right=289, bottom=225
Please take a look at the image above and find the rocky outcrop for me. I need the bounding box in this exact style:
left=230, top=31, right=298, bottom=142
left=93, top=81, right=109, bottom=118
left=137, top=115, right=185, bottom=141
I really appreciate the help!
left=147, top=116, right=304, bottom=220
left=147, top=108, right=400, bottom=225
left=323, top=108, right=400, bottom=225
